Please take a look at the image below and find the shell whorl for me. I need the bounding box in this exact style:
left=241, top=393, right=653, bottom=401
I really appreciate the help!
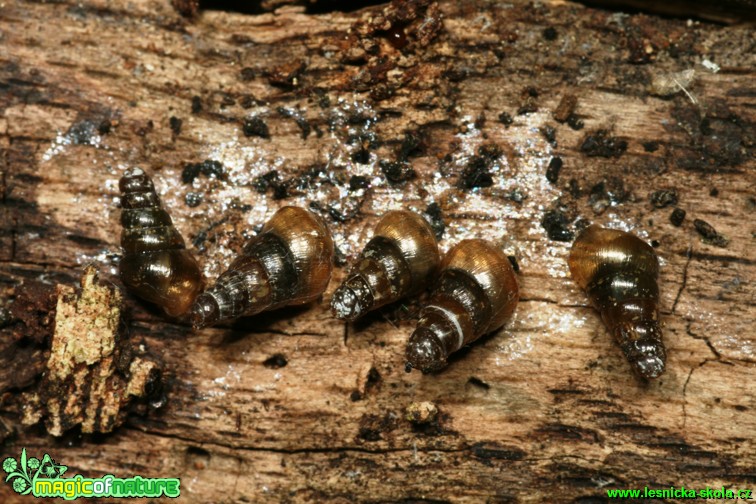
left=568, top=225, right=666, bottom=379
left=405, top=239, right=519, bottom=373
left=118, top=168, right=203, bottom=317
left=191, top=206, right=334, bottom=328
left=331, top=210, right=440, bottom=321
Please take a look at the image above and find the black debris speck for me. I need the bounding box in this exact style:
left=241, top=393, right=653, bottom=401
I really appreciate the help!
left=181, top=163, right=201, bottom=184
left=351, top=148, right=370, bottom=164
left=424, top=202, right=445, bottom=240
left=185, top=192, right=203, bottom=207
left=334, top=246, right=347, bottom=267
left=169, top=116, right=183, bottom=136
left=540, top=125, right=557, bottom=145
left=642, top=141, right=659, bottom=152
left=710, top=187, right=719, bottom=197
left=98, top=119, right=112, bottom=135
left=242, top=116, right=270, bottom=139
left=263, top=353, right=288, bottom=369
left=670, top=208, right=686, bottom=227
left=467, top=376, right=490, bottom=390
left=458, top=145, right=502, bottom=190
left=191, top=96, right=202, bottom=114
left=200, top=159, right=224, bottom=179
left=350, top=390, right=363, bottom=402
left=650, top=189, right=678, bottom=208
left=349, top=175, right=370, bottom=191
left=380, top=160, right=416, bottom=184
left=588, top=177, right=626, bottom=215
left=498, top=112, right=513, bottom=127
left=542, top=27, right=558, bottom=41
left=240, top=67, right=255, bottom=81
left=541, top=209, right=574, bottom=242
left=566, top=114, right=584, bottom=130
left=694, top=219, right=729, bottom=247
left=580, top=130, right=627, bottom=158
left=651, top=239, right=660, bottom=248
left=546, top=157, right=562, bottom=184
left=568, top=178, right=581, bottom=199
left=253, top=170, right=280, bottom=193
left=399, top=132, right=424, bottom=161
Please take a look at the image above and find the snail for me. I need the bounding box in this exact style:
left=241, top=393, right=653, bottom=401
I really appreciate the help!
left=568, top=225, right=666, bottom=379
left=331, top=210, right=440, bottom=321
left=191, top=206, right=333, bottom=328
left=118, top=168, right=203, bottom=316
left=405, top=239, right=519, bottom=373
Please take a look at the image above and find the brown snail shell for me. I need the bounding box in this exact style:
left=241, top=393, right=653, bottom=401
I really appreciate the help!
left=331, top=210, right=440, bottom=321
left=118, top=168, right=203, bottom=317
left=568, top=224, right=666, bottom=379
left=191, top=206, right=333, bottom=328
left=405, top=239, right=519, bottom=373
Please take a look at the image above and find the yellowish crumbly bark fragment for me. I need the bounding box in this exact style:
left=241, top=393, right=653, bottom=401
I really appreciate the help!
left=22, top=266, right=159, bottom=436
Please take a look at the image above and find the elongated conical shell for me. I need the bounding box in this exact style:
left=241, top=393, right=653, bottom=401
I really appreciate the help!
left=568, top=225, right=666, bottom=379
left=405, top=239, right=519, bottom=373
left=191, top=206, right=333, bottom=328
left=331, top=210, right=439, bottom=321
left=119, top=168, right=203, bottom=317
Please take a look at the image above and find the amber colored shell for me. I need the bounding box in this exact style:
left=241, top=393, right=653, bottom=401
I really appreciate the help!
left=331, top=210, right=439, bottom=321
left=191, top=206, right=333, bottom=328
left=568, top=224, right=666, bottom=379
left=405, top=239, right=519, bottom=373
left=441, top=239, right=520, bottom=334
left=118, top=168, right=203, bottom=317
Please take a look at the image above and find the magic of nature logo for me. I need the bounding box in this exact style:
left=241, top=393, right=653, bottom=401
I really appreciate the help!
left=3, top=448, right=180, bottom=500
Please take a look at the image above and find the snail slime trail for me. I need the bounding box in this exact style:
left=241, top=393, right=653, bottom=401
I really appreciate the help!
left=405, top=239, right=519, bottom=373
left=568, top=225, right=666, bottom=379
left=118, top=168, right=204, bottom=317
left=191, top=206, right=334, bottom=328
left=331, top=210, right=440, bottom=321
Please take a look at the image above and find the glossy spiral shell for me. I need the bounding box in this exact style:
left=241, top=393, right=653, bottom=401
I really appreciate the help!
left=118, top=168, right=203, bottom=317
left=191, top=206, right=334, bottom=328
left=405, top=239, right=519, bottom=373
left=568, top=225, right=666, bottom=379
left=331, top=210, right=440, bottom=321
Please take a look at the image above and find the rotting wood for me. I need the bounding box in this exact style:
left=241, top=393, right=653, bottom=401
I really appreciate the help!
left=0, top=0, right=754, bottom=502
left=21, top=266, right=160, bottom=437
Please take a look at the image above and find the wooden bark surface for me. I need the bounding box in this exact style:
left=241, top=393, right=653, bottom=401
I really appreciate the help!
left=1, top=0, right=755, bottom=502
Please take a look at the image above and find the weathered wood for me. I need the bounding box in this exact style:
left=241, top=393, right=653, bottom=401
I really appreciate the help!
left=1, top=0, right=754, bottom=502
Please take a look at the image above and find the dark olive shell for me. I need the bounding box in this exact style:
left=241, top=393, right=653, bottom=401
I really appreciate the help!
left=405, top=239, right=519, bottom=373
left=118, top=168, right=203, bottom=317
left=331, top=210, right=440, bottom=321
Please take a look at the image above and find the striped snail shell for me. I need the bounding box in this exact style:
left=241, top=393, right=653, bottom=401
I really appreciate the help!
left=191, top=206, right=333, bottom=328
left=405, top=239, right=519, bottom=373
left=118, top=168, right=203, bottom=317
left=568, top=224, right=666, bottom=379
left=331, top=210, right=440, bottom=321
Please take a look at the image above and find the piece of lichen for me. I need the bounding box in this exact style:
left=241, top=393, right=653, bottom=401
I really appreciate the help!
left=22, top=266, right=159, bottom=436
